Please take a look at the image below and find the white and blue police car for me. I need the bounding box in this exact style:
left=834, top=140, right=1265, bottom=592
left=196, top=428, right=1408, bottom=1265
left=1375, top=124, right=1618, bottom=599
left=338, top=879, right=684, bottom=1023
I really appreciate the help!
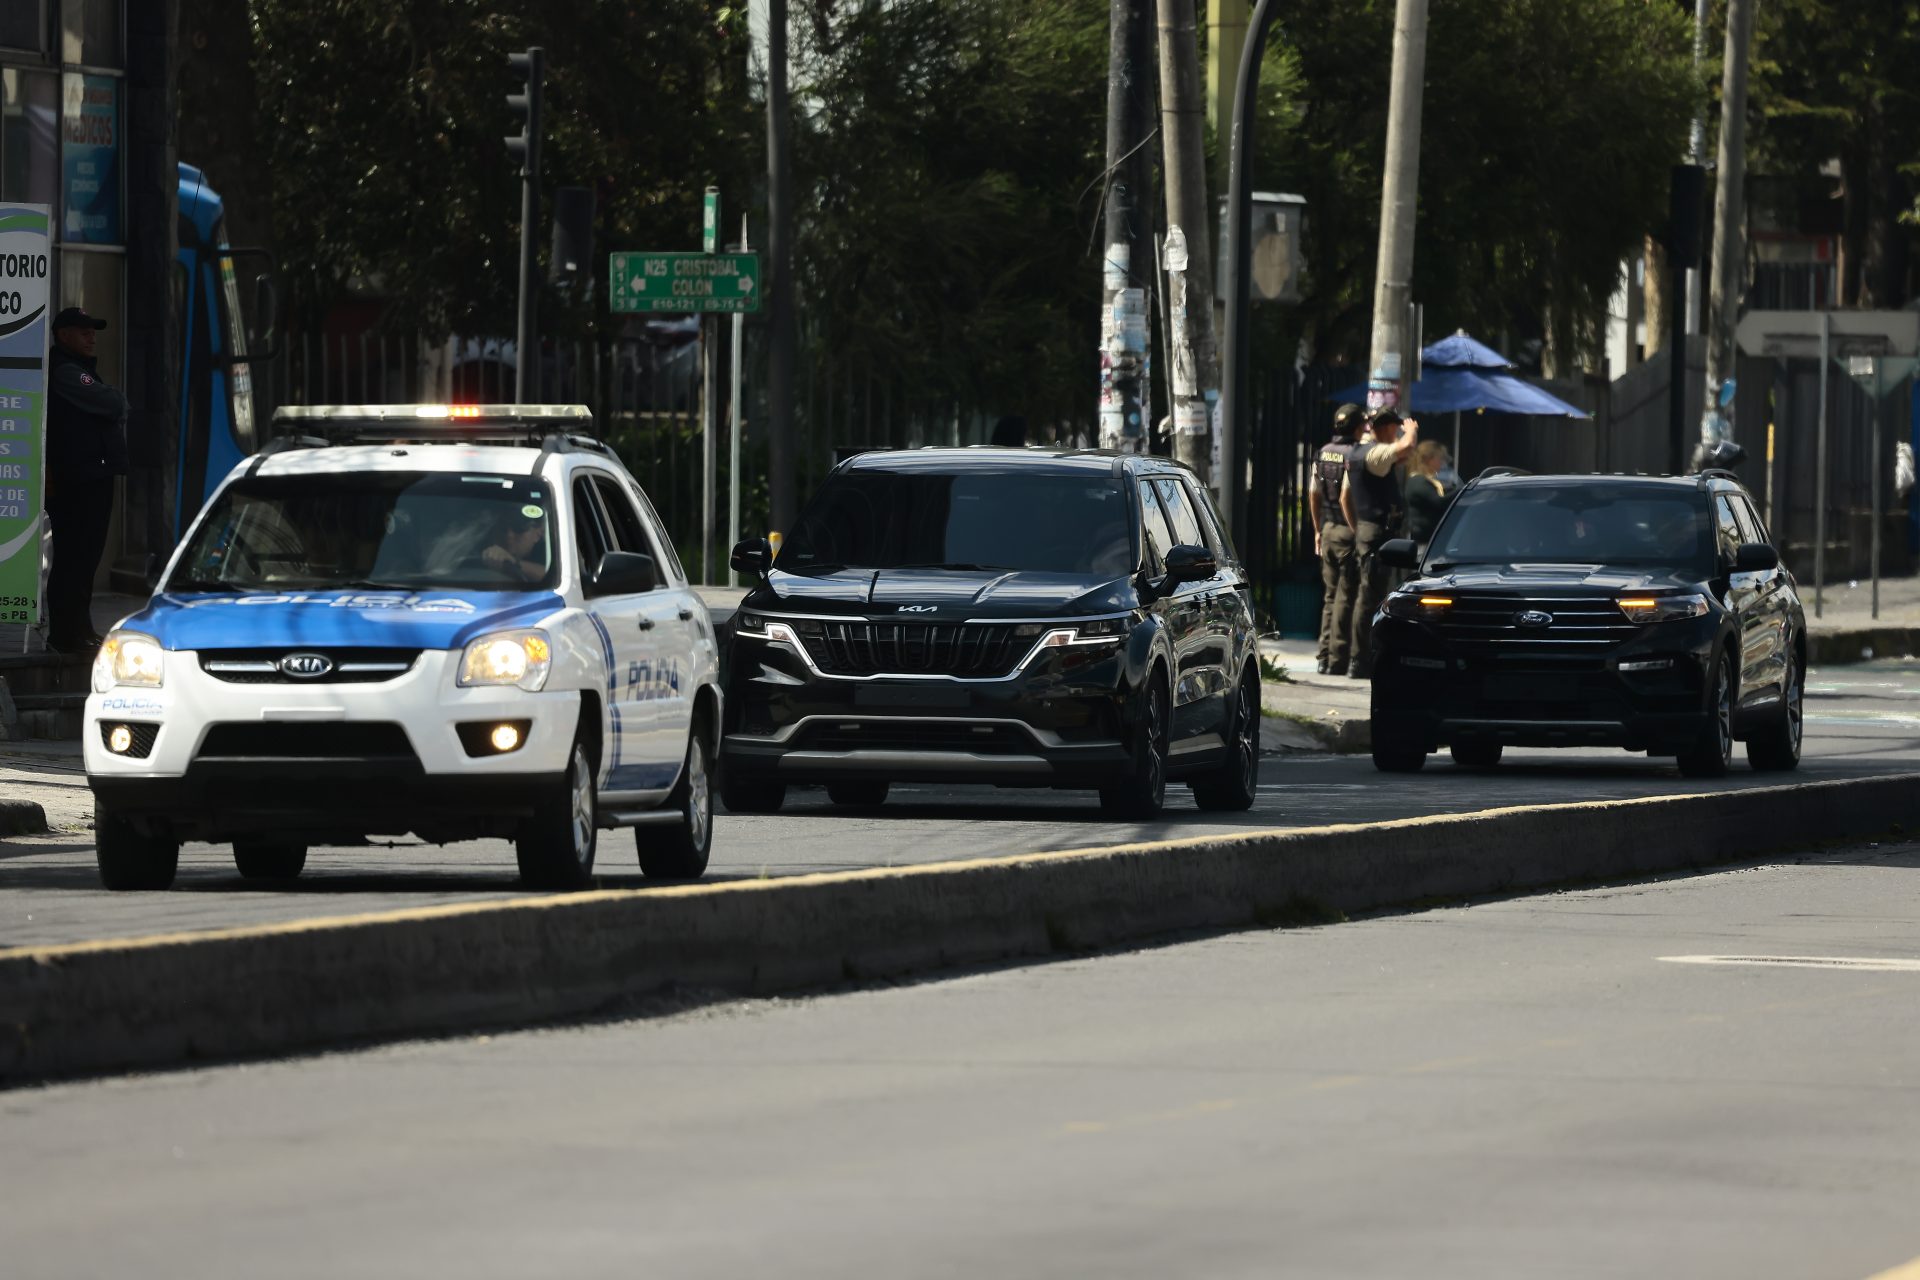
left=85, top=405, right=721, bottom=891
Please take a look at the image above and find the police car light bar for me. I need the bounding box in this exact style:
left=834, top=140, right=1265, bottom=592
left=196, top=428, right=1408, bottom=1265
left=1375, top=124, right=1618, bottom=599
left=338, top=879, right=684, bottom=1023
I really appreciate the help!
left=269, top=404, right=595, bottom=442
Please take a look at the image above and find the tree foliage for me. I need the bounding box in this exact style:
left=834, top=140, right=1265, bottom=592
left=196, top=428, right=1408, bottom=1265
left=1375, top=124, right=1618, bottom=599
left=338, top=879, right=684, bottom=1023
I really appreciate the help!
left=245, top=0, right=759, bottom=335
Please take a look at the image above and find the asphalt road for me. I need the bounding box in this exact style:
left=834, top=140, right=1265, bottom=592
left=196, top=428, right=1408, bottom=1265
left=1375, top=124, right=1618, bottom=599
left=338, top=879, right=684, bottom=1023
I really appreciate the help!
left=3, top=659, right=1919, bottom=950
left=6, top=838, right=1920, bottom=1278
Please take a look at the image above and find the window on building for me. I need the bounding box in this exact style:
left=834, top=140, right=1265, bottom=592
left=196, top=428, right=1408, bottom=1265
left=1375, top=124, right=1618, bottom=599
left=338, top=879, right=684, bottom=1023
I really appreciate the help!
left=1, top=68, right=59, bottom=207
left=60, top=70, right=118, bottom=243
left=61, top=0, right=120, bottom=68
left=1, top=3, right=46, bottom=54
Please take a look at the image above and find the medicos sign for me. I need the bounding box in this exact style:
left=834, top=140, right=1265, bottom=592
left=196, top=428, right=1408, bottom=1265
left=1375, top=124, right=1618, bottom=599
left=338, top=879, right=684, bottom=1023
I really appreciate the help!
left=0, top=204, right=50, bottom=625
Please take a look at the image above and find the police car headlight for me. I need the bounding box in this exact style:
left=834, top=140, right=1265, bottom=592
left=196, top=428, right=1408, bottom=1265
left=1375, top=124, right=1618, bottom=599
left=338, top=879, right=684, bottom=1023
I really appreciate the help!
left=93, top=632, right=164, bottom=692
left=458, top=629, right=552, bottom=691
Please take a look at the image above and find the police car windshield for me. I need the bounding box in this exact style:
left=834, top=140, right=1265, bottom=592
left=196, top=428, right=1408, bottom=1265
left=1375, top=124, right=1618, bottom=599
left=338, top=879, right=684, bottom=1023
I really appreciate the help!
left=167, top=472, right=559, bottom=592
left=781, top=470, right=1136, bottom=578
left=1425, top=485, right=1712, bottom=569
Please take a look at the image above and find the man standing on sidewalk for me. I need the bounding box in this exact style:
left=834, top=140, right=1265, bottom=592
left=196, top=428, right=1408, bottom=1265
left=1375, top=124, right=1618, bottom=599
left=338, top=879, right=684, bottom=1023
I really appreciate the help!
left=43, top=307, right=127, bottom=654
left=1309, top=403, right=1363, bottom=674
left=1340, top=407, right=1418, bottom=679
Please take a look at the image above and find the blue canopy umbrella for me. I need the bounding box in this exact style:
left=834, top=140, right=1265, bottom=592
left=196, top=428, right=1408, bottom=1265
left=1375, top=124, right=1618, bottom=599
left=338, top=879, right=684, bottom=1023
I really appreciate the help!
left=1331, top=330, right=1588, bottom=473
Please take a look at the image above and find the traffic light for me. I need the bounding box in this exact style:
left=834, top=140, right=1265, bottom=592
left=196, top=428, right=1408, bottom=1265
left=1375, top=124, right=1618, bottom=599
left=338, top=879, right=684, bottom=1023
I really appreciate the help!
left=505, top=47, right=543, bottom=178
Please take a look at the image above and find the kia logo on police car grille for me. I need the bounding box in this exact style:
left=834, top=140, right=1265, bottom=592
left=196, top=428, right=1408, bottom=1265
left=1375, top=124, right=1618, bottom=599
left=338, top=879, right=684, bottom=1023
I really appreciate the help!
left=1515, top=610, right=1554, bottom=628
left=279, top=653, right=335, bottom=678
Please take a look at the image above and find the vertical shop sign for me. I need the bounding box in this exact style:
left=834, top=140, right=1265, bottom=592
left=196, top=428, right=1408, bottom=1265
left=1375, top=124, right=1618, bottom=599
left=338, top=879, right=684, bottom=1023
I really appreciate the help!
left=0, top=204, right=51, bottom=624
left=61, top=73, right=120, bottom=244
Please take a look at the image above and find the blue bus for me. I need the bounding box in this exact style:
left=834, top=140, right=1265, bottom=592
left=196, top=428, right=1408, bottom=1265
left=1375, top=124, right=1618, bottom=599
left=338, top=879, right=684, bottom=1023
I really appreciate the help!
left=175, top=163, right=277, bottom=539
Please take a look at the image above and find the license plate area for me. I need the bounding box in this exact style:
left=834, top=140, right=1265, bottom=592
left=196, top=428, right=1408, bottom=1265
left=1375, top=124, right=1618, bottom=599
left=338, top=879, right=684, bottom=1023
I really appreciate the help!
left=853, top=683, right=971, bottom=709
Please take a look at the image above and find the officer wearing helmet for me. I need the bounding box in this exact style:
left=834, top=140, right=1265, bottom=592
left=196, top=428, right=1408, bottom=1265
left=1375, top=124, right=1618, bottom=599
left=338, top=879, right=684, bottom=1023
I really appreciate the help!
left=1340, top=406, right=1419, bottom=678
left=1309, top=403, right=1363, bottom=675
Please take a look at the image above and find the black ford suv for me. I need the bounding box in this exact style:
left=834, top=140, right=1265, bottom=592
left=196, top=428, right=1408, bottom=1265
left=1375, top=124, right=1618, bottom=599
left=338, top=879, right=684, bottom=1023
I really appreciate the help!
left=1368, top=470, right=1805, bottom=777
left=721, top=448, right=1261, bottom=818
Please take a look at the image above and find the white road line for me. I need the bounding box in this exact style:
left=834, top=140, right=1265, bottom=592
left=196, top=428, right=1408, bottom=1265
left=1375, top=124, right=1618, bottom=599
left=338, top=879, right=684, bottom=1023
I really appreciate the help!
left=1660, top=955, right=1920, bottom=972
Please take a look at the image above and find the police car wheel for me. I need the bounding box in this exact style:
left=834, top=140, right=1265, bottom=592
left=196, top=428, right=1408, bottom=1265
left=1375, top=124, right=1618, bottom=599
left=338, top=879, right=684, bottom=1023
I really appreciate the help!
left=516, top=737, right=599, bottom=890
left=94, top=801, right=180, bottom=891
left=1100, top=673, right=1169, bottom=819
left=232, top=840, right=308, bottom=881
left=827, top=781, right=889, bottom=807
left=639, top=716, right=713, bottom=881
left=1193, top=668, right=1259, bottom=812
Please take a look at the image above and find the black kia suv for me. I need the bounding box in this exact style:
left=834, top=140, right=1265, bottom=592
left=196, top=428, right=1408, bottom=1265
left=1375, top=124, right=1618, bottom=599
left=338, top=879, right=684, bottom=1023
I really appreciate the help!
left=721, top=448, right=1262, bottom=817
left=1368, top=470, right=1805, bottom=777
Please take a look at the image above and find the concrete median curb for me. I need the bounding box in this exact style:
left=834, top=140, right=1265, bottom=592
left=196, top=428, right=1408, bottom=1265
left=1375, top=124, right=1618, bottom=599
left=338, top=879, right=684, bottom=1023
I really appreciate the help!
left=4, top=772, right=1918, bottom=1084
left=1809, top=627, right=1920, bottom=666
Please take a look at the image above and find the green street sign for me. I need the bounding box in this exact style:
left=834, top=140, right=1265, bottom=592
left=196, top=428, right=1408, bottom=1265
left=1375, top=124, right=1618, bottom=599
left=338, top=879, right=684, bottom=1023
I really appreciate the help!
left=702, top=188, right=719, bottom=255
left=610, top=251, right=760, bottom=314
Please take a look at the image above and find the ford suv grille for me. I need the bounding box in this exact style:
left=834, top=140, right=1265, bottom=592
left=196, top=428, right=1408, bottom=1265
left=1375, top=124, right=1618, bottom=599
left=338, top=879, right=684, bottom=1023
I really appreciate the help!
left=1431, top=596, right=1639, bottom=656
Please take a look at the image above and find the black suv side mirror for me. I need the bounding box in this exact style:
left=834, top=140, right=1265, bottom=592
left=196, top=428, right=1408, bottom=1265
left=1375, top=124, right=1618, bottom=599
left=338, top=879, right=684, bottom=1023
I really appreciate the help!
left=1732, top=542, right=1779, bottom=573
left=730, top=537, right=773, bottom=580
left=1378, top=538, right=1420, bottom=570
left=1163, top=543, right=1218, bottom=585
left=591, top=550, right=658, bottom=596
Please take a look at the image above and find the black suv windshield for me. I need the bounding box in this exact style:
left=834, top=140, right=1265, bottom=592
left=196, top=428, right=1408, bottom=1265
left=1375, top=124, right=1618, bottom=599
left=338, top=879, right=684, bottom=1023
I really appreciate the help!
left=1426, top=484, right=1712, bottom=568
left=781, top=469, right=1137, bottom=577
left=168, top=471, right=559, bottom=592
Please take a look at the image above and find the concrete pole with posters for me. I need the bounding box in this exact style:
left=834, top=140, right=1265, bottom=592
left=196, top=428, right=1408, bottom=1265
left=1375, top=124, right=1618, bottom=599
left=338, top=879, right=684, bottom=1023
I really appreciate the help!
left=1365, top=0, right=1429, bottom=417
left=1702, top=0, right=1757, bottom=450
left=1685, top=0, right=1710, bottom=335
left=1099, top=0, right=1154, bottom=452
left=1157, top=0, right=1218, bottom=485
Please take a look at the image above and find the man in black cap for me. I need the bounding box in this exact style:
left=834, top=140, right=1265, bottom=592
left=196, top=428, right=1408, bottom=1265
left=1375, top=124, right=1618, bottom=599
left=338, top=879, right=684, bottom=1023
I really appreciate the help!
left=43, top=306, right=127, bottom=653
left=1308, top=403, right=1363, bottom=674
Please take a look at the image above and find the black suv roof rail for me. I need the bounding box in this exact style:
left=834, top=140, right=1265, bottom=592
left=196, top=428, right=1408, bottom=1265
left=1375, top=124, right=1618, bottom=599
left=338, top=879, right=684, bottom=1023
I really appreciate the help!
left=1696, top=468, right=1741, bottom=483
left=1474, top=465, right=1531, bottom=480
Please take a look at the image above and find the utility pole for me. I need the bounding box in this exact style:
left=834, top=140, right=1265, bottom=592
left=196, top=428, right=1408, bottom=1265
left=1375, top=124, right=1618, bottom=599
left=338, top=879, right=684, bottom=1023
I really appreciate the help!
left=766, top=0, right=797, bottom=531
left=1157, top=0, right=1217, bottom=484
left=1702, top=0, right=1756, bottom=450
left=1205, top=0, right=1249, bottom=192
left=1685, top=0, right=1709, bottom=335
left=1219, top=0, right=1281, bottom=543
left=1667, top=163, right=1705, bottom=473
left=1099, top=0, right=1154, bottom=452
left=1365, top=0, right=1429, bottom=416
left=505, top=47, right=544, bottom=403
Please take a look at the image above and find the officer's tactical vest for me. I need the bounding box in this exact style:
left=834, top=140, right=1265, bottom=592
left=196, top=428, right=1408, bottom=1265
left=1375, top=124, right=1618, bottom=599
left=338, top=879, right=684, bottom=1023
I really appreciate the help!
left=1314, top=439, right=1353, bottom=524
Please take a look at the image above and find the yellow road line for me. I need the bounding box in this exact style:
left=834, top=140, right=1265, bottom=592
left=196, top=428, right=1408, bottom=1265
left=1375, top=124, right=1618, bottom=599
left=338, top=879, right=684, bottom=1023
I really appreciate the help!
left=1863, top=1255, right=1920, bottom=1280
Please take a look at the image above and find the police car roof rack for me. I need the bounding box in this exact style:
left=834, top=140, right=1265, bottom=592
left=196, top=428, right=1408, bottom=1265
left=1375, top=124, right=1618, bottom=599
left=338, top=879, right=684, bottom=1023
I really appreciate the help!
left=269, top=404, right=597, bottom=448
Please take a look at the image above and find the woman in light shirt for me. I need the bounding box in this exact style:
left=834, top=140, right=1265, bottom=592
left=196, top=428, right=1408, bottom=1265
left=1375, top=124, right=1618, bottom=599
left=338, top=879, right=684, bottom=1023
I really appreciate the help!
left=1404, top=440, right=1454, bottom=545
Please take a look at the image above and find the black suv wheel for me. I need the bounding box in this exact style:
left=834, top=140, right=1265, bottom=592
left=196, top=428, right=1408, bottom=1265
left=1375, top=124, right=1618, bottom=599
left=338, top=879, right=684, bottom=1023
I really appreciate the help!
left=1101, top=674, right=1169, bottom=819
left=1746, top=647, right=1803, bottom=772
left=1677, top=652, right=1735, bottom=778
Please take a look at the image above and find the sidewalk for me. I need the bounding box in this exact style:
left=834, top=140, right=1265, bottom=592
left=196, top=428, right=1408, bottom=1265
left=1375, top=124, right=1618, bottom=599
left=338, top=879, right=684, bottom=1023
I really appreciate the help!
left=1801, top=573, right=1920, bottom=662
left=1258, top=636, right=1371, bottom=754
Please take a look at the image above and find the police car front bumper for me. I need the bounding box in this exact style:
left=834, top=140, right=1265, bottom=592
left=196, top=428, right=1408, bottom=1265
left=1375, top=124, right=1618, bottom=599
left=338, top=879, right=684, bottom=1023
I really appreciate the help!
left=85, top=648, right=580, bottom=841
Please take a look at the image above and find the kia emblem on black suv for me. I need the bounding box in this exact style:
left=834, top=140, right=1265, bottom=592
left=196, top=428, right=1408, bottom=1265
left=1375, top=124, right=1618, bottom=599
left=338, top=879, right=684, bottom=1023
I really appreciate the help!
left=1367, top=469, right=1804, bottom=780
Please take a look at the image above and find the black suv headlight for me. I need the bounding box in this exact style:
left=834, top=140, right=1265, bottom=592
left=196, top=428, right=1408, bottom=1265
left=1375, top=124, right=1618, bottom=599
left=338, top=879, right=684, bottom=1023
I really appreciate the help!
left=1017, top=616, right=1130, bottom=669
left=1616, top=593, right=1709, bottom=623
left=1381, top=591, right=1453, bottom=621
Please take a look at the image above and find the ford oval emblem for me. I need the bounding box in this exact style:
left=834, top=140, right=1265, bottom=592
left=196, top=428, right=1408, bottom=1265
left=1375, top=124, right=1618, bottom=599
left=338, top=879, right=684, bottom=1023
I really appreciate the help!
left=1516, top=610, right=1553, bottom=628
left=279, top=652, right=334, bottom=678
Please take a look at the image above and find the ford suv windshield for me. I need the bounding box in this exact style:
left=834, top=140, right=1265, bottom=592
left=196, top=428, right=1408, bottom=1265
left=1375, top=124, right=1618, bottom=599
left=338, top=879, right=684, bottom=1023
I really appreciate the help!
left=781, top=470, right=1136, bottom=577
left=1426, top=484, right=1712, bottom=569
left=167, top=472, right=559, bottom=592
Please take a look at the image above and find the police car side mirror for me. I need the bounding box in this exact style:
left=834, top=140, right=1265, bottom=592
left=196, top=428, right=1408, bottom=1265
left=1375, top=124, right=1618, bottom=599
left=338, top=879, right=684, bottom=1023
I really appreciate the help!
left=730, top=537, right=772, bottom=580
left=591, top=550, right=658, bottom=597
left=1378, top=539, right=1420, bottom=570
left=1163, top=543, right=1218, bottom=585
left=1732, top=542, right=1778, bottom=574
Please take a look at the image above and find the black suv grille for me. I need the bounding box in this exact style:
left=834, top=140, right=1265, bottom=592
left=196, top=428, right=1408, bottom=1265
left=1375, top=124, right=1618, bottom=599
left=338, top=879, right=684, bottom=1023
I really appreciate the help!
left=199, top=648, right=421, bottom=684
left=798, top=720, right=1036, bottom=754
left=1431, top=596, right=1640, bottom=656
left=798, top=621, right=1030, bottom=677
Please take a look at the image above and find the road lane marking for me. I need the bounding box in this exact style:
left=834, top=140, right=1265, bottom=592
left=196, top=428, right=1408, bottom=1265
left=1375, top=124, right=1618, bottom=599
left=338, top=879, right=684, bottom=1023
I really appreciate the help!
left=1661, top=955, right=1920, bottom=972
left=1863, top=1254, right=1920, bottom=1280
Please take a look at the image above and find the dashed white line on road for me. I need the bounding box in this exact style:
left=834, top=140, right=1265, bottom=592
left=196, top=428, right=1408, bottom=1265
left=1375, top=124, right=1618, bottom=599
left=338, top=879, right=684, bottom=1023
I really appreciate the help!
left=1660, top=955, right=1920, bottom=972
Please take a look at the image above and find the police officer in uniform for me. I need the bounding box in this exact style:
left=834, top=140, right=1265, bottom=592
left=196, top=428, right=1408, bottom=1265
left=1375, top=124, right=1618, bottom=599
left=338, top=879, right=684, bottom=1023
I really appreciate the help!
left=43, top=307, right=128, bottom=653
left=1309, top=403, right=1363, bottom=674
left=1339, top=407, right=1418, bottom=678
